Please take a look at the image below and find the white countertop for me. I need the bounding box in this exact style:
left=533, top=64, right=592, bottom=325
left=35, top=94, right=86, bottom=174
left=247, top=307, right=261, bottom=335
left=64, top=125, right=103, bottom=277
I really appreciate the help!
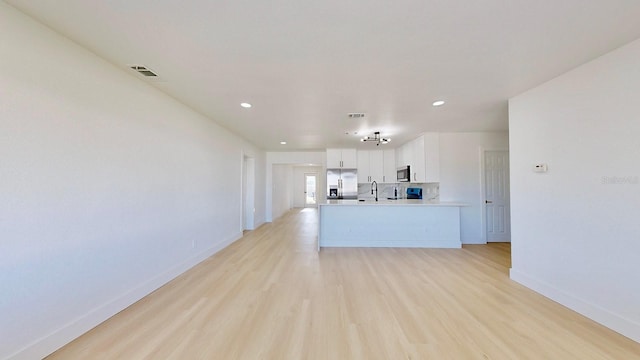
left=321, top=199, right=468, bottom=207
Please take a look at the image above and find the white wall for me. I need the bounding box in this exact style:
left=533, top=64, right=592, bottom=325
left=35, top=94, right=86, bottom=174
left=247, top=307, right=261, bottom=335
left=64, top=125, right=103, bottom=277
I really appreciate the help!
left=271, top=165, right=294, bottom=220
left=509, top=39, right=640, bottom=342
left=439, top=132, right=509, bottom=244
left=0, top=4, right=265, bottom=359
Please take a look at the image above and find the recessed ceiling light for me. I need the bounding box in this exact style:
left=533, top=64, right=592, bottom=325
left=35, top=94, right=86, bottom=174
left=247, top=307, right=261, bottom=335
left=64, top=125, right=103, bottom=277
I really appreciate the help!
left=432, top=100, right=445, bottom=107
left=280, top=141, right=287, bottom=145
left=240, top=102, right=252, bottom=108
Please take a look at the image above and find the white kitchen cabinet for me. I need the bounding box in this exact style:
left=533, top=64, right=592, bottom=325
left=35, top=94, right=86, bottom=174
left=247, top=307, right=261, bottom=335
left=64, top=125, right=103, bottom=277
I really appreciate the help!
left=342, top=149, right=357, bottom=168
left=357, top=150, right=384, bottom=183
left=326, top=149, right=342, bottom=168
left=370, top=150, right=384, bottom=182
left=357, top=151, right=371, bottom=183
left=327, top=148, right=357, bottom=168
left=411, top=135, right=426, bottom=183
left=394, top=133, right=440, bottom=183
left=395, top=142, right=410, bottom=168
left=423, top=132, right=440, bottom=182
left=396, top=138, right=416, bottom=173
left=382, top=149, right=396, bottom=183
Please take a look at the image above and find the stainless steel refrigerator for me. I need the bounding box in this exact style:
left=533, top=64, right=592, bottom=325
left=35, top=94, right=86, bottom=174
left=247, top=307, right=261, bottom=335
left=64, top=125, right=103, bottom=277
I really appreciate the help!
left=327, top=168, right=358, bottom=200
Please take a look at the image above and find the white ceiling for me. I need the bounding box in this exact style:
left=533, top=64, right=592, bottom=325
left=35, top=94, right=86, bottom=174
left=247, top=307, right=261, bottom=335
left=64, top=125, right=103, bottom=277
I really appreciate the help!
left=7, top=0, right=640, bottom=150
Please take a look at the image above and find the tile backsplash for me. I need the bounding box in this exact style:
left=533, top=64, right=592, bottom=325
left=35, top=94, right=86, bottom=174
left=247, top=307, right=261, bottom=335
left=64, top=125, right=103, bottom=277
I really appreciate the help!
left=357, top=182, right=440, bottom=200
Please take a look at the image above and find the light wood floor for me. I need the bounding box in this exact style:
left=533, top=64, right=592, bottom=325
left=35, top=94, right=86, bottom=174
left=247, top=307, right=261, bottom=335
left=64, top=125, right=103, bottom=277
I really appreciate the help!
left=48, top=208, right=640, bottom=359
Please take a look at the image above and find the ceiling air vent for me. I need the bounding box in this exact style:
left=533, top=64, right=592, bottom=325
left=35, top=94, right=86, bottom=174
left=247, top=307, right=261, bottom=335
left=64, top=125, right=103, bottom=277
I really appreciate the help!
left=348, top=113, right=366, bottom=118
left=130, top=65, right=158, bottom=77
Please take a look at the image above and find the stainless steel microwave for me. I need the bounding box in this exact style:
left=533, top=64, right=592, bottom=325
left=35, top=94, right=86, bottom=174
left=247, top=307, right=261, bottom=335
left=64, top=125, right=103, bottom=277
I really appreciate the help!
left=397, top=165, right=410, bottom=182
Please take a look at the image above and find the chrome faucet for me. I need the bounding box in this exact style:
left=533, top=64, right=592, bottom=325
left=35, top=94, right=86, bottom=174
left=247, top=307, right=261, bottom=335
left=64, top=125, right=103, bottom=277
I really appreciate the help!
left=371, top=180, right=378, bottom=201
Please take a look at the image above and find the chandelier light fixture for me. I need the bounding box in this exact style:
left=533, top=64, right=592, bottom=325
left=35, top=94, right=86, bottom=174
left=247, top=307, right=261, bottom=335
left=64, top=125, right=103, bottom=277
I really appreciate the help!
left=360, top=131, right=390, bottom=146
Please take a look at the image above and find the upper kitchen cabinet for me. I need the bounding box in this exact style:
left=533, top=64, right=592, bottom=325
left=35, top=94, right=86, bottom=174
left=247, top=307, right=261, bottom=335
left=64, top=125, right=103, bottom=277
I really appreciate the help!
left=357, top=150, right=384, bottom=183
left=326, top=148, right=357, bottom=168
left=395, top=133, right=440, bottom=183
left=395, top=138, right=415, bottom=178
left=396, top=142, right=410, bottom=168
left=382, top=149, right=396, bottom=183
left=423, top=132, right=440, bottom=183
left=411, top=135, right=426, bottom=183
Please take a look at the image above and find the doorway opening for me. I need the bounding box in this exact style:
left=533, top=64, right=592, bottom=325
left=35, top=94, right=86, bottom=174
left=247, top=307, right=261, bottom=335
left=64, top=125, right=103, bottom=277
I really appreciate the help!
left=304, top=173, right=317, bottom=207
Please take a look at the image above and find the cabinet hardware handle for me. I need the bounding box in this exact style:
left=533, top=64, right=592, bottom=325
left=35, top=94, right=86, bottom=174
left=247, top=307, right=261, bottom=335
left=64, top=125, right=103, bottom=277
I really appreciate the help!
left=485, top=200, right=493, bottom=204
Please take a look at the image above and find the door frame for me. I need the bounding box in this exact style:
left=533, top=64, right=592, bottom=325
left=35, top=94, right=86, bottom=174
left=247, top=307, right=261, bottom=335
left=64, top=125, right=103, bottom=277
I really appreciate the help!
left=242, top=154, right=255, bottom=231
left=303, top=172, right=318, bottom=208
left=479, top=147, right=510, bottom=243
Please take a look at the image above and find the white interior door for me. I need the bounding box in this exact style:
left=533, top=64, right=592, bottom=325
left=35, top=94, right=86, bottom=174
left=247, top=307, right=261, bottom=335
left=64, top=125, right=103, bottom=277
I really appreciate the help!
left=484, top=151, right=510, bottom=242
left=304, top=174, right=317, bottom=207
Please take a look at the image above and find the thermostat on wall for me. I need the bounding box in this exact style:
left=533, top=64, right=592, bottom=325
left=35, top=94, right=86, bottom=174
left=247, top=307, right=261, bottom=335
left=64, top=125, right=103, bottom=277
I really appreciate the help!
left=533, top=163, right=548, bottom=173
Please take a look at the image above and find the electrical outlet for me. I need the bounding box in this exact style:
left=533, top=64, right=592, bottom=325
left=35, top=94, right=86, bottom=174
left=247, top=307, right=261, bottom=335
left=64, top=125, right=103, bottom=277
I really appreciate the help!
left=534, top=163, right=548, bottom=173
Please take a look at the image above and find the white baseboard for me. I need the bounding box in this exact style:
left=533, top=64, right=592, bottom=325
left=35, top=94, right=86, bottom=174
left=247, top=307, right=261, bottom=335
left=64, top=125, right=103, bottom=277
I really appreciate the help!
left=510, top=268, right=640, bottom=343
left=461, top=238, right=486, bottom=245
left=6, top=232, right=242, bottom=360
left=320, top=239, right=462, bottom=248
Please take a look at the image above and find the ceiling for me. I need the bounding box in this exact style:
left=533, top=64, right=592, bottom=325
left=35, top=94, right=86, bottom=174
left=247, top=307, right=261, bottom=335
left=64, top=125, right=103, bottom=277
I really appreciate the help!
left=7, top=1, right=640, bottom=150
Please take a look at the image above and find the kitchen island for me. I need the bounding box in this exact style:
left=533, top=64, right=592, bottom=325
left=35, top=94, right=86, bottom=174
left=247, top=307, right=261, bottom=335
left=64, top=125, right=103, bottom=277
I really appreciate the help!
left=318, top=199, right=467, bottom=249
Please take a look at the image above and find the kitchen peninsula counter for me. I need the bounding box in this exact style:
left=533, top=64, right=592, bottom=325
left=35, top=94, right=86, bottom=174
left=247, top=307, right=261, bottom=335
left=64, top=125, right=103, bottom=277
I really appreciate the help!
left=323, top=199, right=467, bottom=206
left=318, top=200, right=467, bottom=249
